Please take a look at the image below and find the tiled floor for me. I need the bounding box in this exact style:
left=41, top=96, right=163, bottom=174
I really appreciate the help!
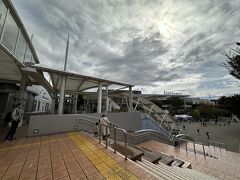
left=0, top=132, right=156, bottom=180
left=138, top=140, right=240, bottom=180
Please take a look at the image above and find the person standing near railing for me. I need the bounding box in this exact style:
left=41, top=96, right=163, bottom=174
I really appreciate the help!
left=100, top=114, right=110, bottom=140
left=5, top=103, right=23, bottom=142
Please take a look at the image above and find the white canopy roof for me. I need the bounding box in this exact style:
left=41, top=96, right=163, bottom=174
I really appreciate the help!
left=33, top=65, right=133, bottom=94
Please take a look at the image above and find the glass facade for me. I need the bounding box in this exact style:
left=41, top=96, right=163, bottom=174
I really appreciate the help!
left=0, top=0, right=37, bottom=64
left=2, top=12, right=18, bottom=53
left=0, top=0, right=7, bottom=36
left=24, top=45, right=32, bottom=62
left=15, top=31, right=26, bottom=62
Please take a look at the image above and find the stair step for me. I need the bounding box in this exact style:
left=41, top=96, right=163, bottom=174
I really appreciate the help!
left=137, top=160, right=180, bottom=180
left=110, top=142, right=144, bottom=161
left=140, top=159, right=188, bottom=180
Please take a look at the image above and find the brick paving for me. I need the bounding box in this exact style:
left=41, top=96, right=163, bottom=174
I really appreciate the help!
left=0, top=132, right=156, bottom=180
left=138, top=140, right=240, bottom=180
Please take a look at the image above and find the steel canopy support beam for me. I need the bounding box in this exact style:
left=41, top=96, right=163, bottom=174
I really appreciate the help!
left=77, top=79, right=85, bottom=91
left=97, top=82, right=102, bottom=113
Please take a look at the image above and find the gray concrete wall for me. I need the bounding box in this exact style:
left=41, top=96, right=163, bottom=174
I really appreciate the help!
left=28, top=112, right=142, bottom=136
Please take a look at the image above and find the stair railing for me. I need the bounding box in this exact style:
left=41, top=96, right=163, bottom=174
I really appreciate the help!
left=76, top=117, right=128, bottom=160
left=178, top=138, right=207, bottom=157
left=208, top=140, right=227, bottom=152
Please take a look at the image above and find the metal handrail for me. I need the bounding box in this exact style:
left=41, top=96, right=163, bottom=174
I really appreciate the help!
left=78, top=114, right=120, bottom=127
left=76, top=117, right=128, bottom=160
left=208, top=140, right=227, bottom=151
left=178, top=138, right=207, bottom=157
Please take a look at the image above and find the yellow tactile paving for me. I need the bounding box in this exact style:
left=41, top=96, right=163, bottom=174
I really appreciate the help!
left=68, top=132, right=138, bottom=179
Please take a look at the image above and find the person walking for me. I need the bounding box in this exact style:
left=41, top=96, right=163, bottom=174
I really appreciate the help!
left=99, top=114, right=110, bottom=140
left=206, top=132, right=210, bottom=139
left=5, top=103, right=22, bottom=142
left=197, top=129, right=200, bottom=135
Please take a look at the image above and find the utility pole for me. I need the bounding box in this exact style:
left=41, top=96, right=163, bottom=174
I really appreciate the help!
left=58, top=34, right=70, bottom=114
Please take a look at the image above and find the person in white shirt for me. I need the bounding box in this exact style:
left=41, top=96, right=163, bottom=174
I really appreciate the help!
left=99, top=114, right=110, bottom=140
left=5, top=103, right=22, bottom=141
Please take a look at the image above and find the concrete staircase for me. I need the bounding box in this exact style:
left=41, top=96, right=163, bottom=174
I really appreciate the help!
left=136, top=158, right=218, bottom=180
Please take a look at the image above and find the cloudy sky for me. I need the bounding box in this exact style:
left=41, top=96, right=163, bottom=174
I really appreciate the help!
left=12, top=0, right=240, bottom=98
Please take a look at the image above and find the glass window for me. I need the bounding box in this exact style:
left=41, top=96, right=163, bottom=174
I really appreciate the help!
left=15, top=31, right=26, bottom=62
left=0, top=0, right=7, bottom=36
left=24, top=45, right=32, bottom=63
left=32, top=100, right=37, bottom=112
left=2, top=12, right=19, bottom=53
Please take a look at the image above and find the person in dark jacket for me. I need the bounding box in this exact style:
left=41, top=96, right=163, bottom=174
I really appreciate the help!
left=5, top=103, right=22, bottom=141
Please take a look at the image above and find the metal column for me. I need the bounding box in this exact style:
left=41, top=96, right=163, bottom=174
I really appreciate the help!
left=105, top=86, right=108, bottom=113
left=58, top=75, right=66, bottom=114
left=129, top=86, right=133, bottom=112
left=97, top=82, right=102, bottom=113
left=58, top=34, right=69, bottom=114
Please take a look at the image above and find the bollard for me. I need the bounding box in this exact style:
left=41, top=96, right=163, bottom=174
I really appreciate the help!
left=99, top=124, right=102, bottom=144
left=202, top=144, right=206, bottom=157
left=185, top=141, right=188, bottom=152
left=125, top=133, right=127, bottom=160
left=193, top=142, right=196, bottom=155
left=114, top=127, right=116, bottom=153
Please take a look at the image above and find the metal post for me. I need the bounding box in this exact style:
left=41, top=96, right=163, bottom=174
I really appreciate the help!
left=185, top=141, right=188, bottom=151
left=202, top=144, right=206, bottom=157
left=114, top=127, right=116, bottom=153
left=193, top=142, right=196, bottom=155
left=129, top=86, right=133, bottom=112
left=64, top=34, right=70, bottom=71
left=133, top=97, right=140, bottom=111
left=58, top=75, right=66, bottom=114
left=99, top=124, right=102, bottom=144
left=58, top=35, right=69, bottom=114
left=0, top=9, right=9, bottom=42
left=105, top=86, right=108, bottom=112
left=125, top=133, right=128, bottom=160
left=97, top=82, right=102, bottom=113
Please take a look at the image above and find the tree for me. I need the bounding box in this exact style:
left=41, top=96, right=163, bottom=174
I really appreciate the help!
left=191, top=109, right=200, bottom=119
left=222, top=43, right=240, bottom=81
left=169, top=97, right=184, bottom=114
left=218, top=95, right=240, bottom=118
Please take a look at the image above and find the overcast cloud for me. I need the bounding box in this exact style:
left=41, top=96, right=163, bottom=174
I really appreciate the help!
left=12, top=0, right=240, bottom=98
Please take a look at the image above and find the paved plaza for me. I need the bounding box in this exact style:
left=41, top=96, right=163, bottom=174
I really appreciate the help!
left=179, top=121, right=240, bottom=153
left=0, top=132, right=155, bottom=180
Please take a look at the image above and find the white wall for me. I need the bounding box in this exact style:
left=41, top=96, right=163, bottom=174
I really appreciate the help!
left=28, top=112, right=142, bottom=136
